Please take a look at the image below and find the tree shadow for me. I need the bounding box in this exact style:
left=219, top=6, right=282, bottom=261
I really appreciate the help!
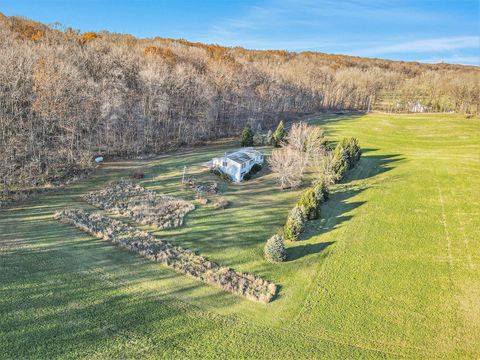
left=287, top=241, right=335, bottom=261
left=290, top=149, right=404, bottom=259
left=303, top=111, right=367, bottom=127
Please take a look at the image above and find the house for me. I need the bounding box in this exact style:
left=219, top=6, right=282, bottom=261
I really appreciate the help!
left=212, top=148, right=264, bottom=182
left=410, top=101, right=427, bottom=113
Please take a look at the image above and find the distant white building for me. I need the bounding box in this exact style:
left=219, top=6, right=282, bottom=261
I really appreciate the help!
left=410, top=101, right=427, bottom=113
left=212, top=148, right=264, bottom=182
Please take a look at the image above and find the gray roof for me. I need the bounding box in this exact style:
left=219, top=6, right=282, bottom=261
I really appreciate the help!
left=220, top=148, right=263, bottom=165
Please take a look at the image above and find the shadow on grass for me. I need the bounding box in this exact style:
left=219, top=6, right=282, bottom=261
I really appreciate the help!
left=289, top=149, right=404, bottom=259
left=304, top=111, right=367, bottom=128
left=288, top=241, right=335, bottom=261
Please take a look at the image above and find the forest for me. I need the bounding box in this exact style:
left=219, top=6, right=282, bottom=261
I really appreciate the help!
left=1, top=13, right=479, bottom=194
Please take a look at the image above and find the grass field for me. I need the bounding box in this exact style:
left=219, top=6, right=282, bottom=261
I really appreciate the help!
left=1, top=113, right=479, bottom=358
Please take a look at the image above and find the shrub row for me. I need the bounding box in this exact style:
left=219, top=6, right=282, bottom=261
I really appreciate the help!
left=83, top=179, right=195, bottom=229
left=296, top=179, right=329, bottom=221
left=332, top=137, right=362, bottom=180
left=285, top=138, right=361, bottom=241
left=54, top=209, right=277, bottom=303
left=280, top=178, right=330, bottom=242
left=266, top=138, right=361, bottom=260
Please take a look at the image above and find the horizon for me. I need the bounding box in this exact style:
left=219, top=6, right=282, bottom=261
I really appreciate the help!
left=2, top=0, right=479, bottom=66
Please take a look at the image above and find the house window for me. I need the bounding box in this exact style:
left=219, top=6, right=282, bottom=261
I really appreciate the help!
left=222, top=161, right=227, bottom=167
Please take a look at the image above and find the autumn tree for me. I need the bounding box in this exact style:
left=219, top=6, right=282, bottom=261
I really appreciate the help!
left=0, top=13, right=477, bottom=200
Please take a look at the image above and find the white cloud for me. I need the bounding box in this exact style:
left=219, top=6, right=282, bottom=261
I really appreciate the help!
left=194, top=0, right=479, bottom=65
left=356, top=36, right=480, bottom=55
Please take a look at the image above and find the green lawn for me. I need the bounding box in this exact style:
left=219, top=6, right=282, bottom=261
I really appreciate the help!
left=1, top=113, right=479, bottom=358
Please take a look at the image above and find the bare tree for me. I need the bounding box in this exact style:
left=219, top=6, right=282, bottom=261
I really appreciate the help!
left=288, top=122, right=326, bottom=165
left=268, top=146, right=305, bottom=189
left=0, top=14, right=478, bottom=198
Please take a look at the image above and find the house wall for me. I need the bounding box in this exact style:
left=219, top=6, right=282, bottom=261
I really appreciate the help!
left=226, top=160, right=241, bottom=182
left=213, top=151, right=264, bottom=182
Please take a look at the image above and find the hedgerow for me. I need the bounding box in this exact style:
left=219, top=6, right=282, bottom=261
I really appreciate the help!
left=266, top=137, right=361, bottom=261
left=297, top=187, right=319, bottom=220
left=54, top=209, right=277, bottom=303
left=332, top=137, right=362, bottom=178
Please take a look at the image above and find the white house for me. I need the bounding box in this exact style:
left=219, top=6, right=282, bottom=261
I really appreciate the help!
left=212, top=148, right=264, bottom=182
left=410, top=101, right=427, bottom=113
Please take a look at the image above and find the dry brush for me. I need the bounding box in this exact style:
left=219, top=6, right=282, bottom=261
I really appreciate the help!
left=54, top=209, right=277, bottom=303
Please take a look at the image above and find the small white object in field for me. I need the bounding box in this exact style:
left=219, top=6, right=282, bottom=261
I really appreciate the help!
left=95, top=156, right=104, bottom=163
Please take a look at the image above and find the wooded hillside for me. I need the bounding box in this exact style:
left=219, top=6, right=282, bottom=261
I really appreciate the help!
left=1, top=13, right=479, bottom=191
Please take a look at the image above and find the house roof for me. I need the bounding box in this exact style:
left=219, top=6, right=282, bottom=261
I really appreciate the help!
left=219, top=148, right=263, bottom=165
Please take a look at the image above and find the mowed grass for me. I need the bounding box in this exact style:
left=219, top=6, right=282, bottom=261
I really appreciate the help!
left=1, top=113, right=479, bottom=359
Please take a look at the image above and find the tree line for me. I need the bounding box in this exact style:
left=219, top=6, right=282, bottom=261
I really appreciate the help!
left=1, top=13, right=479, bottom=194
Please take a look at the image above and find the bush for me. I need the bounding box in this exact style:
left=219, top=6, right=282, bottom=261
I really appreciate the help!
left=296, top=179, right=328, bottom=221
left=130, top=170, right=145, bottom=179
left=339, top=137, right=361, bottom=168
left=211, top=168, right=232, bottom=182
left=196, top=197, right=209, bottom=205
left=313, top=177, right=329, bottom=202
left=211, top=197, right=230, bottom=209
left=264, top=234, right=286, bottom=263
left=297, top=187, right=319, bottom=220
left=240, top=123, right=254, bottom=147
left=332, top=137, right=361, bottom=179
left=83, top=180, right=195, bottom=229
left=284, top=206, right=305, bottom=241
left=332, top=145, right=348, bottom=179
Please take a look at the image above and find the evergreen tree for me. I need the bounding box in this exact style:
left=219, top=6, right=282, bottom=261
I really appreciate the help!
left=240, top=123, right=254, bottom=147
left=332, top=143, right=349, bottom=179
left=253, top=124, right=263, bottom=145
left=272, top=120, right=287, bottom=147
left=313, top=177, right=329, bottom=203
left=297, top=187, right=320, bottom=220
left=284, top=206, right=306, bottom=241
left=264, top=234, right=287, bottom=263
left=266, top=129, right=273, bottom=145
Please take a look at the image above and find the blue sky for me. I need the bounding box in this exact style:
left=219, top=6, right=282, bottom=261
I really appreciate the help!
left=2, top=0, right=479, bottom=65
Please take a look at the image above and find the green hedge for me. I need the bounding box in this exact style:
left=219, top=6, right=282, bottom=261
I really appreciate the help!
left=283, top=206, right=306, bottom=241
left=332, top=137, right=361, bottom=179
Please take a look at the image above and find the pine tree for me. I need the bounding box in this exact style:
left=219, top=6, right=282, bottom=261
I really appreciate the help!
left=272, top=120, right=287, bottom=147
left=253, top=123, right=263, bottom=145
left=240, top=123, right=254, bottom=147
left=264, top=234, right=287, bottom=263
left=266, top=129, right=273, bottom=145
left=297, top=187, right=319, bottom=220
left=284, top=206, right=306, bottom=241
